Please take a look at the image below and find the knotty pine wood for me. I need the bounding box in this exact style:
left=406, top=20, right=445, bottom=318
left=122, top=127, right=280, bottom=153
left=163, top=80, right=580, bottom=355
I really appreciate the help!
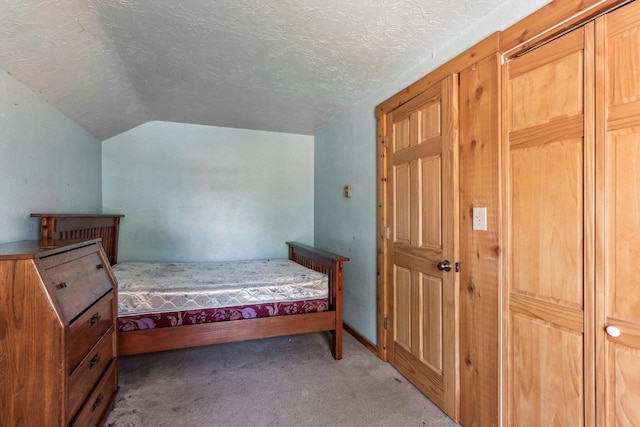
left=502, top=23, right=596, bottom=426
left=375, top=33, right=500, bottom=118
left=377, top=2, right=640, bottom=426
left=458, top=53, right=501, bottom=427
left=500, top=0, right=629, bottom=58
left=377, top=116, right=389, bottom=360
left=596, top=2, right=640, bottom=424
left=385, top=75, right=459, bottom=421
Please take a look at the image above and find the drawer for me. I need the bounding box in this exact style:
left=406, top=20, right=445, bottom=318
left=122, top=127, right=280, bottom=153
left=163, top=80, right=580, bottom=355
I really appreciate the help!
left=45, top=251, right=113, bottom=323
left=71, top=360, right=117, bottom=427
left=67, top=294, right=114, bottom=372
left=67, top=327, right=116, bottom=422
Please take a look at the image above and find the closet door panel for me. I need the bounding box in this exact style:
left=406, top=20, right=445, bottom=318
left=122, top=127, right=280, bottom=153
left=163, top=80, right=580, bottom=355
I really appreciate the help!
left=598, top=2, right=640, bottom=424
left=611, top=131, right=640, bottom=320
left=611, top=345, right=640, bottom=425
left=508, top=29, right=585, bottom=132
left=510, top=139, right=583, bottom=307
left=504, top=24, right=593, bottom=426
left=510, top=314, right=584, bottom=427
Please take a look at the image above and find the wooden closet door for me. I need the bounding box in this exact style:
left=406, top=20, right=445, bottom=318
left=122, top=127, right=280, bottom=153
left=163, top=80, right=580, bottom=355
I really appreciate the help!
left=386, top=75, right=459, bottom=420
left=503, top=25, right=595, bottom=426
left=596, top=3, right=640, bottom=425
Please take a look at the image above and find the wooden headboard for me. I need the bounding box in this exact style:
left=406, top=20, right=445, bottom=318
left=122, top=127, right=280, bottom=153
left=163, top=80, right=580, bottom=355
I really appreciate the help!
left=31, top=213, right=124, bottom=265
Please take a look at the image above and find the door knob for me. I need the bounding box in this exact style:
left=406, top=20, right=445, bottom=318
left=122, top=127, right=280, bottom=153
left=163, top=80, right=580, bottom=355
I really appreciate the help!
left=437, top=260, right=452, bottom=272
left=606, top=325, right=621, bottom=338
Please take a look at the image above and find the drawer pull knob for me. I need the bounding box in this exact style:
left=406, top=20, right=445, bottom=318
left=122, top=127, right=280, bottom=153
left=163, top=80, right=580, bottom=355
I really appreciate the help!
left=89, top=354, right=101, bottom=368
left=90, top=313, right=102, bottom=325
left=57, top=281, right=67, bottom=290
left=92, top=394, right=104, bottom=412
left=96, top=263, right=104, bottom=269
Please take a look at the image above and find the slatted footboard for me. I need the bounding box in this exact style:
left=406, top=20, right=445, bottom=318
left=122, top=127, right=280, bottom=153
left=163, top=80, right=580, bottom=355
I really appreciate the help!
left=287, top=242, right=349, bottom=359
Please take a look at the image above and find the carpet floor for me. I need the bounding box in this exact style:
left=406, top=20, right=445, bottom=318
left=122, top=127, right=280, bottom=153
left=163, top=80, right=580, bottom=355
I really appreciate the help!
left=105, top=332, right=458, bottom=427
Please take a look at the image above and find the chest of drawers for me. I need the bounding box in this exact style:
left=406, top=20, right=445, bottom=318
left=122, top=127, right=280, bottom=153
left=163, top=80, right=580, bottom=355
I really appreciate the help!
left=0, top=239, right=118, bottom=426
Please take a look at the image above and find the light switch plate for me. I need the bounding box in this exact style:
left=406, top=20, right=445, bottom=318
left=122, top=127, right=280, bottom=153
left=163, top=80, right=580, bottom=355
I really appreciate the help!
left=472, top=207, right=487, bottom=231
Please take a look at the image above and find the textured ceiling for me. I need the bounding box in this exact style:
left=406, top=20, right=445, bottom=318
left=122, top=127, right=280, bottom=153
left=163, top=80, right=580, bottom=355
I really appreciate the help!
left=1, top=0, right=508, bottom=140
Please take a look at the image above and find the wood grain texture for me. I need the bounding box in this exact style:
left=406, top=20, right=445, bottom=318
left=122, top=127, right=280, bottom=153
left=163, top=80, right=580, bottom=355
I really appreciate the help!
left=386, top=75, right=459, bottom=421
left=0, top=259, right=65, bottom=427
left=597, top=2, right=640, bottom=424
left=504, top=24, right=594, bottom=427
left=0, top=240, right=118, bottom=427
left=500, top=0, right=629, bottom=58
left=458, top=54, right=501, bottom=427
left=510, top=314, right=585, bottom=426
left=118, top=311, right=337, bottom=355
left=377, top=116, right=389, bottom=360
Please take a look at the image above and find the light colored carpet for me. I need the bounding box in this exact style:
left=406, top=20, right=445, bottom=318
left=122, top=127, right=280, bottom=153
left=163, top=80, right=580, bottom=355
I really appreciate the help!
left=105, top=332, right=458, bottom=427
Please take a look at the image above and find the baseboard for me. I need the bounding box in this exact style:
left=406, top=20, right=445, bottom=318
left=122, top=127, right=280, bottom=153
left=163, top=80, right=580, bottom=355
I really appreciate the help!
left=343, top=322, right=377, bottom=356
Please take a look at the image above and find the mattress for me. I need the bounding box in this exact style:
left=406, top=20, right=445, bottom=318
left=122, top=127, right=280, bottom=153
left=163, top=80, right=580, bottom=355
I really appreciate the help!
left=114, top=259, right=329, bottom=317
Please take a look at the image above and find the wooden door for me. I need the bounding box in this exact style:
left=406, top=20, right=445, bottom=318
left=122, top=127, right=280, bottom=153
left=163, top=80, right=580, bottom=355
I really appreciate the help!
left=596, top=3, right=640, bottom=425
left=503, top=25, right=595, bottom=426
left=386, top=75, right=459, bottom=420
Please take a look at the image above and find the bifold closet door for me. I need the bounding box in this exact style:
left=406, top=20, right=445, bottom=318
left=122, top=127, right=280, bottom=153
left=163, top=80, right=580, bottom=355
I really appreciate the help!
left=596, top=2, right=640, bottom=425
left=503, top=25, right=595, bottom=426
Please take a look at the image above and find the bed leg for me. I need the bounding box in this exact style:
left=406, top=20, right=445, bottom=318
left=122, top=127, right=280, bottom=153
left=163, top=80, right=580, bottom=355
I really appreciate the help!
left=332, top=324, right=343, bottom=360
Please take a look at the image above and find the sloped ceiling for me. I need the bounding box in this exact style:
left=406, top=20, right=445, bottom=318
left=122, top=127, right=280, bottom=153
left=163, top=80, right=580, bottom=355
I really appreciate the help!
left=1, top=0, right=509, bottom=140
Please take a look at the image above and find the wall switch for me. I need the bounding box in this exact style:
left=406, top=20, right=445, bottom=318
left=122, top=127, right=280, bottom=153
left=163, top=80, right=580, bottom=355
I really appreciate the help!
left=472, top=207, right=487, bottom=231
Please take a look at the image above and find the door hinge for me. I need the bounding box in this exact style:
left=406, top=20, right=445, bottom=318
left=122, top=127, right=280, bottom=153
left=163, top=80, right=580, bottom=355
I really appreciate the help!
left=383, top=227, right=390, bottom=239
left=383, top=317, right=388, bottom=330
left=382, top=136, right=388, bottom=148
left=455, top=262, right=460, bottom=272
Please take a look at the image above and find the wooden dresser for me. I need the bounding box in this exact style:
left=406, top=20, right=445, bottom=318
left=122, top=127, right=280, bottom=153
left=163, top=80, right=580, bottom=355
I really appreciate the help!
left=0, top=239, right=118, bottom=426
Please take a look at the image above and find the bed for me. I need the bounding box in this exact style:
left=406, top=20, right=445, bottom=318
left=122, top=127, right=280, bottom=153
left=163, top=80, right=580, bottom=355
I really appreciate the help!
left=31, top=213, right=349, bottom=360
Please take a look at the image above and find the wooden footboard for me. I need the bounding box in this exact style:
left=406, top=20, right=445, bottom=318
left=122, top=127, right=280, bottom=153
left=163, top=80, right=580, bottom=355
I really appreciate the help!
left=30, top=213, right=349, bottom=360
left=286, top=241, right=349, bottom=359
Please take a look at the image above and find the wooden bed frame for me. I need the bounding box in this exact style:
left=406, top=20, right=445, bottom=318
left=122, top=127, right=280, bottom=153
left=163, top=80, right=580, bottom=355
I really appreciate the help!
left=31, top=213, right=349, bottom=360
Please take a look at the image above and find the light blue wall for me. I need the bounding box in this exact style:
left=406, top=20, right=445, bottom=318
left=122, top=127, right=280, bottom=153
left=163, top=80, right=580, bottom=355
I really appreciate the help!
left=314, top=0, right=551, bottom=345
left=102, top=121, right=314, bottom=262
left=0, top=69, right=102, bottom=244
left=314, top=102, right=378, bottom=343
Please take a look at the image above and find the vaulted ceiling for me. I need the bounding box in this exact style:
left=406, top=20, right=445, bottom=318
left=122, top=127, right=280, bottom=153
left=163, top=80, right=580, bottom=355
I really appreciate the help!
left=1, top=0, right=512, bottom=140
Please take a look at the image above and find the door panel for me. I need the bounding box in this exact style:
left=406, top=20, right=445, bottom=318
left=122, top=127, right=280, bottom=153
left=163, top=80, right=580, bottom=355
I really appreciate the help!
left=394, top=164, right=411, bottom=243
left=597, top=3, right=640, bottom=425
left=504, top=25, right=593, bottom=426
left=510, top=138, right=583, bottom=307
left=421, top=157, right=442, bottom=248
left=394, top=266, right=412, bottom=350
left=387, top=75, right=459, bottom=420
left=422, top=275, right=443, bottom=373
